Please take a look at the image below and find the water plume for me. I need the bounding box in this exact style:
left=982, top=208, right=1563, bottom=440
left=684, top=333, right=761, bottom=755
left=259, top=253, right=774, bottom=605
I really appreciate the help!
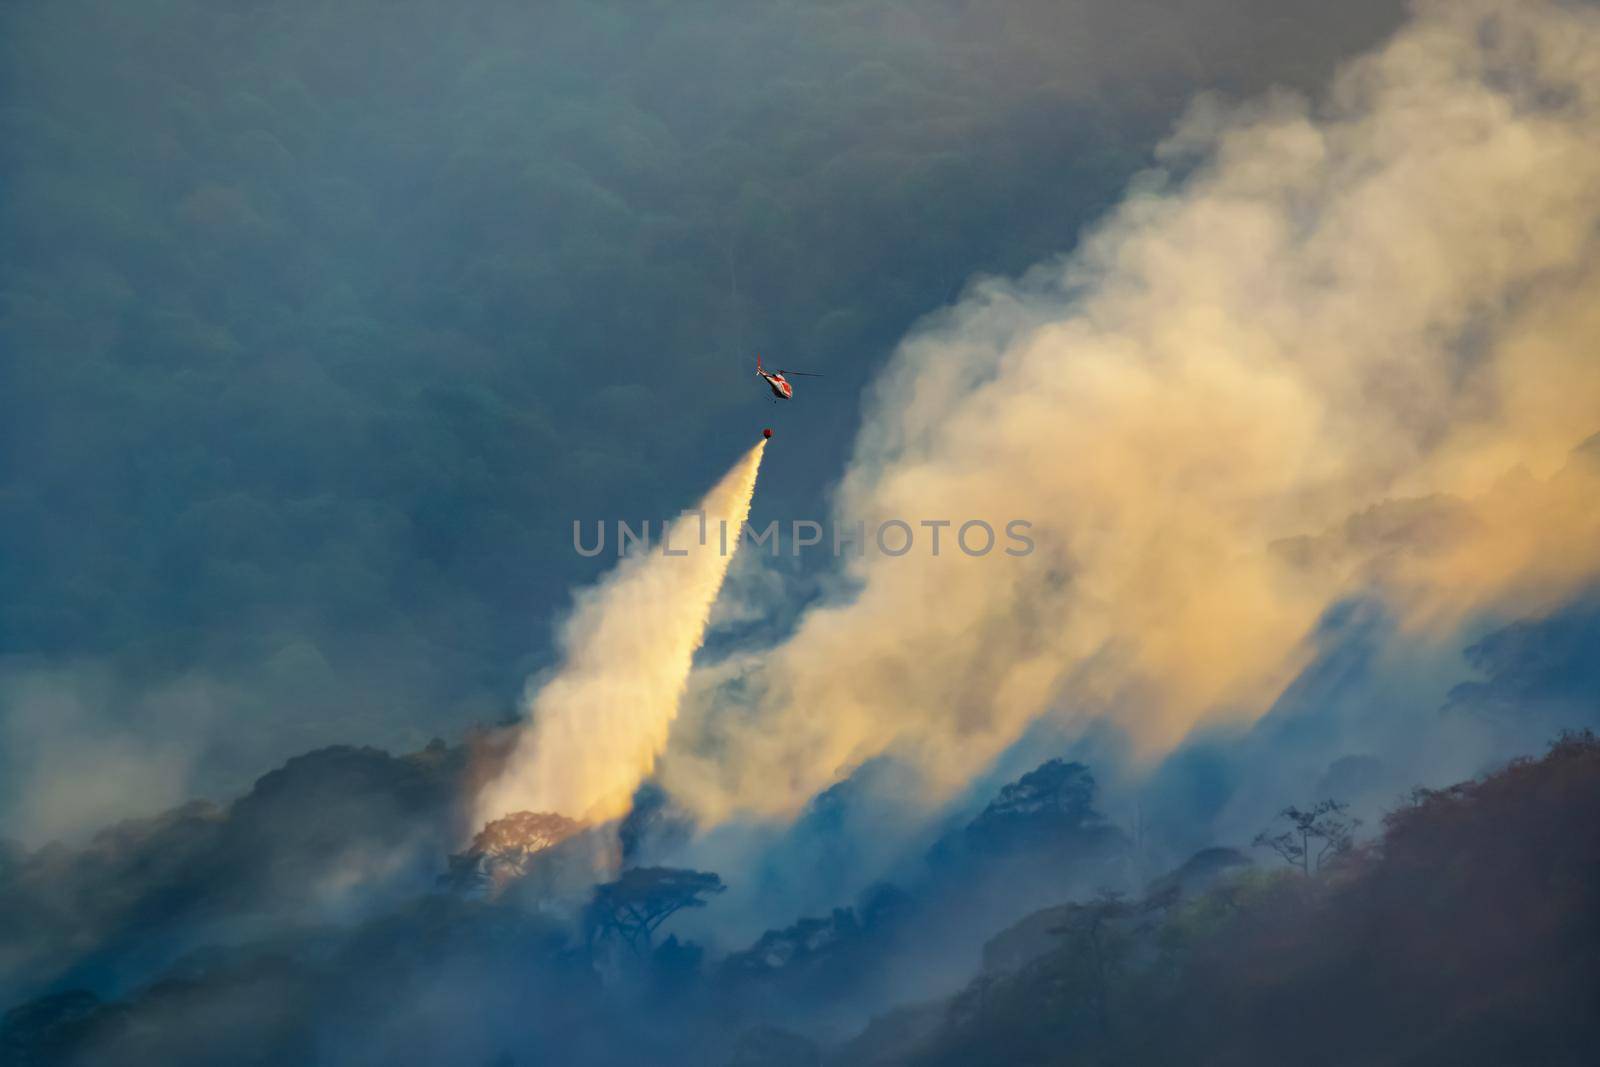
left=475, top=441, right=766, bottom=828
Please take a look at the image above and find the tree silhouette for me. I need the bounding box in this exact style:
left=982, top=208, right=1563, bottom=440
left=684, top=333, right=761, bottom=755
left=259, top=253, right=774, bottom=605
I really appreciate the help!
left=1253, top=799, right=1360, bottom=875
left=585, top=867, right=725, bottom=955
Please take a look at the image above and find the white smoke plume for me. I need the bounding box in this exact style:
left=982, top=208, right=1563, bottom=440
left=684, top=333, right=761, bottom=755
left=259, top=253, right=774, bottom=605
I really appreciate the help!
left=476, top=441, right=766, bottom=827
left=659, top=0, right=1600, bottom=822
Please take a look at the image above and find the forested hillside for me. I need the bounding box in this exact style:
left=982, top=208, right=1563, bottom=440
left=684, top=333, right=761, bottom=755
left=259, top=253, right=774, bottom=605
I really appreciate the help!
left=894, top=732, right=1600, bottom=1067
left=4, top=730, right=1597, bottom=1066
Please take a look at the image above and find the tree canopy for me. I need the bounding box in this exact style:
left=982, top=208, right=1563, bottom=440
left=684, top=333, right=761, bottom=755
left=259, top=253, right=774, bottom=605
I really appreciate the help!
left=586, top=866, right=726, bottom=954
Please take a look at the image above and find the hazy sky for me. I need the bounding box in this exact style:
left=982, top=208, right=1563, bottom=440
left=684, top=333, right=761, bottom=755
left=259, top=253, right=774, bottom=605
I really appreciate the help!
left=1, top=0, right=1414, bottom=840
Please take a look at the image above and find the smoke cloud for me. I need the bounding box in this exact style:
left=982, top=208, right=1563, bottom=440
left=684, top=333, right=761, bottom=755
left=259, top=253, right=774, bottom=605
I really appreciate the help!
left=0, top=663, right=218, bottom=846
left=476, top=441, right=766, bottom=827
left=659, top=0, right=1600, bottom=821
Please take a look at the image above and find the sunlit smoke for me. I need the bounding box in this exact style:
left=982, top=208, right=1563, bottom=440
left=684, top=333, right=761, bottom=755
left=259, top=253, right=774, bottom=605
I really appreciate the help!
left=475, top=441, right=765, bottom=828
left=659, top=0, right=1600, bottom=822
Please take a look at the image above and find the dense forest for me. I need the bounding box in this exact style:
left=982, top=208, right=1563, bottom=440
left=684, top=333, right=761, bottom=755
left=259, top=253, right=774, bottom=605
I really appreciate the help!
left=905, top=732, right=1600, bottom=1067
left=4, top=725, right=1597, bottom=1065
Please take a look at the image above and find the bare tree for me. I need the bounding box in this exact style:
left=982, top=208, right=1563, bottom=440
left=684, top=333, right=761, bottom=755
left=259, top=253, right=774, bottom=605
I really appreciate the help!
left=1253, top=799, right=1360, bottom=876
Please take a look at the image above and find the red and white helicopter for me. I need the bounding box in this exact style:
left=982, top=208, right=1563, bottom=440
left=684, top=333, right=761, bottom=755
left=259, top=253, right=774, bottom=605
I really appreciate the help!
left=756, top=354, right=822, bottom=400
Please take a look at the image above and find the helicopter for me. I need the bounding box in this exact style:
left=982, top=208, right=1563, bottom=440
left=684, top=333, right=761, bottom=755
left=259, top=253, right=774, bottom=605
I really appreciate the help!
left=755, top=354, right=822, bottom=400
